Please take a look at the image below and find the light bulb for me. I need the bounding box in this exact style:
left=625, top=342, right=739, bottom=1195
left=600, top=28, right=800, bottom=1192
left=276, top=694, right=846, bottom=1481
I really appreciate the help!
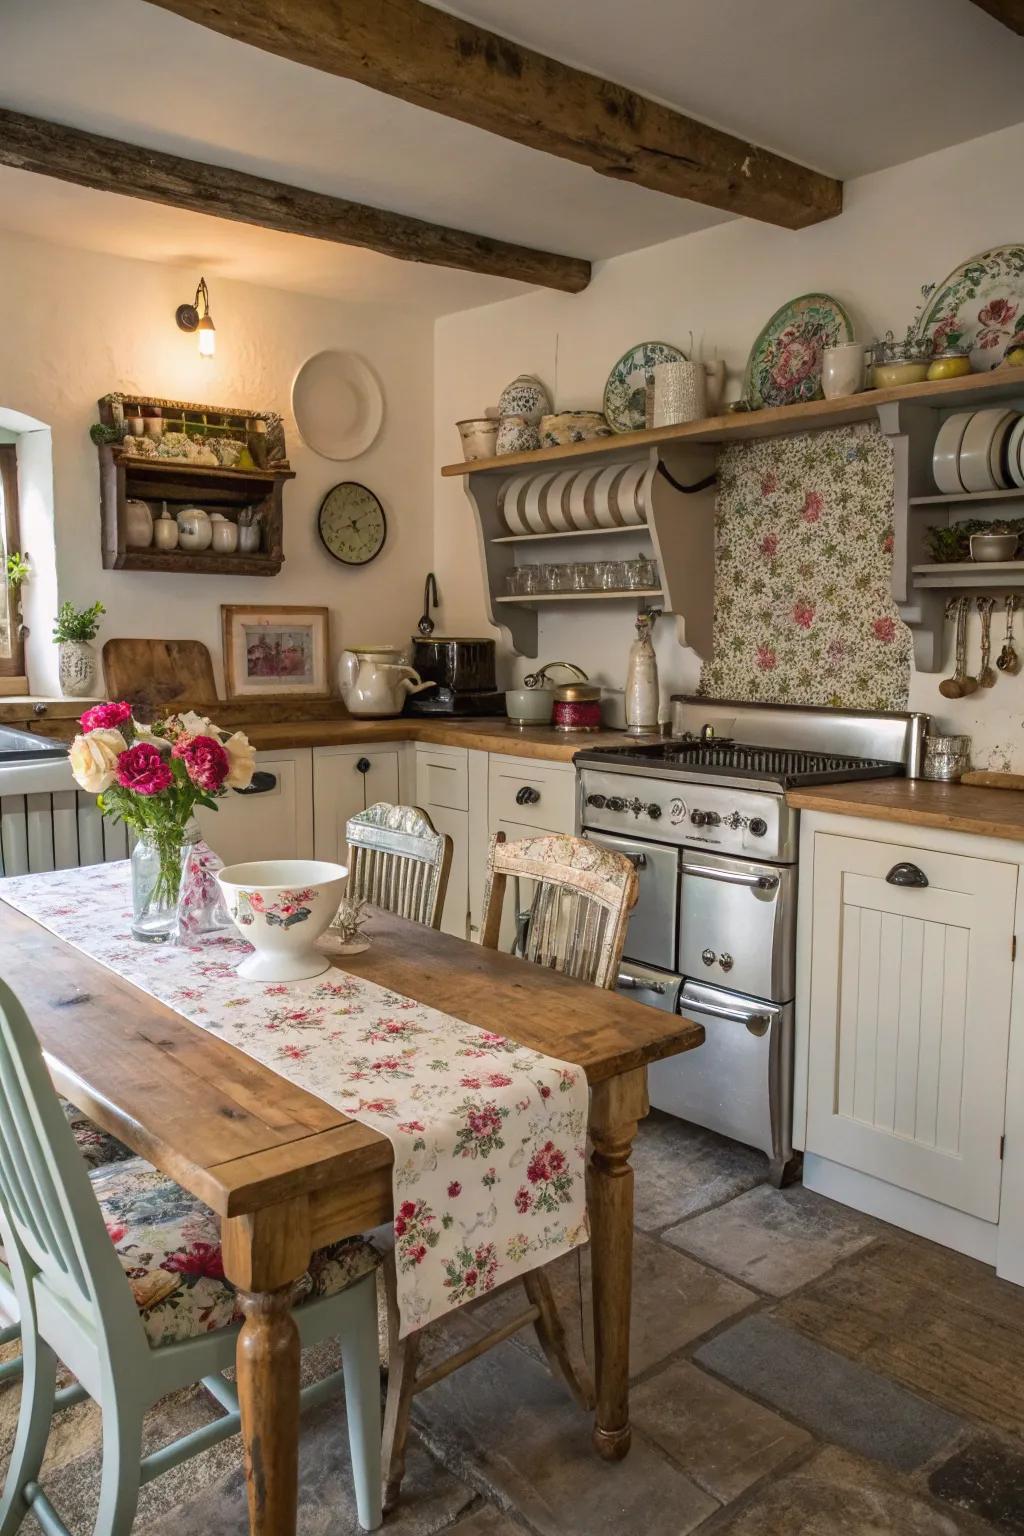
left=197, top=315, right=216, bottom=358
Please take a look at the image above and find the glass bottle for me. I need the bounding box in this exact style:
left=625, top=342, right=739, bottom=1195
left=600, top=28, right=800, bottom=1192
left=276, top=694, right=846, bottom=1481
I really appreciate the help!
left=625, top=613, right=660, bottom=735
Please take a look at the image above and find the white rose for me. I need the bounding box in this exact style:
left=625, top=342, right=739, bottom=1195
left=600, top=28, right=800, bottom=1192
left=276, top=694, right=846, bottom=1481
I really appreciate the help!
left=69, top=728, right=127, bottom=794
left=222, top=730, right=256, bottom=789
left=167, top=710, right=215, bottom=741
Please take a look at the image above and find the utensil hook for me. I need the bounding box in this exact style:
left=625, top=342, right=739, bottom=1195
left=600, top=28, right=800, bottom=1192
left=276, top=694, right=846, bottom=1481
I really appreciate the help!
left=418, top=572, right=439, bottom=636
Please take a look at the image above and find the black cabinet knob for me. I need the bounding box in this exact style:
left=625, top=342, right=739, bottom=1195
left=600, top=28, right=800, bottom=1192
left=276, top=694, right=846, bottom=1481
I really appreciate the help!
left=749, top=817, right=768, bottom=837
left=606, top=797, right=626, bottom=813
left=233, top=770, right=277, bottom=796
left=647, top=803, right=662, bottom=820
left=886, top=861, right=928, bottom=888
left=515, top=785, right=541, bottom=805
left=356, top=757, right=371, bottom=774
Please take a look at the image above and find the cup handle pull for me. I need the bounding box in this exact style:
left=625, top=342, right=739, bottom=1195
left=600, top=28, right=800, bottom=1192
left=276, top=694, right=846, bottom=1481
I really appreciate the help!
left=886, top=861, right=928, bottom=888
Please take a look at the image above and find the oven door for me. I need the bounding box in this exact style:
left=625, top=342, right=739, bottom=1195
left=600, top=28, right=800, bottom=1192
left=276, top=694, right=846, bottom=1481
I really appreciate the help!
left=679, top=849, right=796, bottom=1003
left=585, top=830, right=679, bottom=970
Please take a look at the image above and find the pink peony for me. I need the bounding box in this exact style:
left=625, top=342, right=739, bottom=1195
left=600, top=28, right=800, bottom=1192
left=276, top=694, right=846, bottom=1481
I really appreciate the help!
left=115, top=742, right=173, bottom=795
left=172, top=733, right=229, bottom=791
left=801, top=491, right=824, bottom=523
left=80, top=700, right=132, bottom=733
left=792, top=600, right=816, bottom=630
left=872, top=616, right=897, bottom=644
left=760, top=532, right=779, bottom=559
left=756, top=645, right=777, bottom=672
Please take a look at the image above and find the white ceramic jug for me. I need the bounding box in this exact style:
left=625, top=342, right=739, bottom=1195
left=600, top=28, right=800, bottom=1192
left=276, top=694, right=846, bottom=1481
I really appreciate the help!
left=339, top=650, right=434, bottom=717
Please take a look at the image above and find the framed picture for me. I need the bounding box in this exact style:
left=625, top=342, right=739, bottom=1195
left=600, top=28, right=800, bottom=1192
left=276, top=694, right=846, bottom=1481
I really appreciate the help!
left=221, top=604, right=330, bottom=700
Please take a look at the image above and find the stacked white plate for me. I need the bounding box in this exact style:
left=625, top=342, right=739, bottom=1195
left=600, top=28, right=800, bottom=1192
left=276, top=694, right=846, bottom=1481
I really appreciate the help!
left=497, top=464, right=649, bottom=534
left=933, top=407, right=1024, bottom=494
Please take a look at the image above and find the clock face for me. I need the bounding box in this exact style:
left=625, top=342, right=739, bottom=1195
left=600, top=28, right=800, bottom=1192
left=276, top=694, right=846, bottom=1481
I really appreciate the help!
left=318, top=482, right=387, bottom=566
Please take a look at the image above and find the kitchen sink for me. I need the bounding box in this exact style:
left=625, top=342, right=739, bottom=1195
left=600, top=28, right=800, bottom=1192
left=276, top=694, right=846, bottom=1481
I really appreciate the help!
left=0, top=726, right=69, bottom=763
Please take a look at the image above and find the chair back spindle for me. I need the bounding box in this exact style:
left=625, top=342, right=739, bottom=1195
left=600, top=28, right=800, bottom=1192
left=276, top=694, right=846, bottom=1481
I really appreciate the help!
left=344, top=803, right=452, bottom=930
left=480, top=833, right=638, bottom=990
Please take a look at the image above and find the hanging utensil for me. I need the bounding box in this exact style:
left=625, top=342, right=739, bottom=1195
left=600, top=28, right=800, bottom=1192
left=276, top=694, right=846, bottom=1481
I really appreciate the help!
left=977, top=597, right=997, bottom=687
left=417, top=572, right=439, bottom=636
left=939, top=597, right=975, bottom=699
left=997, top=594, right=1020, bottom=673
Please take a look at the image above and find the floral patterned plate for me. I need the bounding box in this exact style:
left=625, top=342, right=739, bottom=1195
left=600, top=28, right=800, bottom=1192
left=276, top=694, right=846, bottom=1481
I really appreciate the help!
left=915, top=246, right=1024, bottom=372
left=603, top=341, right=686, bottom=433
left=743, top=294, right=853, bottom=410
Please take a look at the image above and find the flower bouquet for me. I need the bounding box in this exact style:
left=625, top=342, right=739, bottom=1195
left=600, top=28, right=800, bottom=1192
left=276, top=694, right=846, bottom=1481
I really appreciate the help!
left=68, top=702, right=255, bottom=942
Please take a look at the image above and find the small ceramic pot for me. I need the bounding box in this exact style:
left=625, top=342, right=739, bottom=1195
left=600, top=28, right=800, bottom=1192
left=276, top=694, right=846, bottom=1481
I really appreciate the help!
left=495, top=415, right=541, bottom=455
left=177, top=506, right=213, bottom=552
left=152, top=510, right=179, bottom=551
left=456, top=418, right=499, bottom=460
left=539, top=412, right=612, bottom=447
left=124, top=499, right=154, bottom=549
left=58, top=640, right=98, bottom=699
left=970, top=532, right=1018, bottom=561
left=212, top=520, right=239, bottom=554
left=822, top=342, right=866, bottom=399
left=238, top=521, right=261, bottom=554
left=552, top=683, right=602, bottom=732
left=505, top=687, right=554, bottom=724
left=497, top=374, right=551, bottom=425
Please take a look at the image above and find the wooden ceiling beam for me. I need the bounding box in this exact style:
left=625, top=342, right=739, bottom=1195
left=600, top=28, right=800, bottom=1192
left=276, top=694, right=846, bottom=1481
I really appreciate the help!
left=968, top=0, right=1024, bottom=34
left=0, top=107, right=591, bottom=293
left=144, top=0, right=843, bottom=230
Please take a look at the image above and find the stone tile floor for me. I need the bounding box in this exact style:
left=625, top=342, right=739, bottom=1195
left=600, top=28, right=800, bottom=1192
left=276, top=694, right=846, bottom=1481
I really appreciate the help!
left=5, top=1109, right=1024, bottom=1533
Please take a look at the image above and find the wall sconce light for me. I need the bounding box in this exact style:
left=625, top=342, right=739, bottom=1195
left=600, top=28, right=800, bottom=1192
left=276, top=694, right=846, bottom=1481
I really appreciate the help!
left=175, top=276, right=216, bottom=358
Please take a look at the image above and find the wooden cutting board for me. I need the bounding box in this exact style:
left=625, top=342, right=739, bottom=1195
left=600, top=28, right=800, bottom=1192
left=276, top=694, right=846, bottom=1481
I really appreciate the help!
left=960, top=770, right=1024, bottom=791
left=102, top=639, right=218, bottom=714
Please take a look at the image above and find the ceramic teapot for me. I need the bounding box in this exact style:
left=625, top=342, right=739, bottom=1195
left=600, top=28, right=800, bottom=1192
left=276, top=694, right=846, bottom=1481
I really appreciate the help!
left=338, top=648, right=435, bottom=717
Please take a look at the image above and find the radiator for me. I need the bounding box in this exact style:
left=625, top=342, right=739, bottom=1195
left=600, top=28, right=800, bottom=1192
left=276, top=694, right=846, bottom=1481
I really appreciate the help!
left=0, top=760, right=128, bottom=879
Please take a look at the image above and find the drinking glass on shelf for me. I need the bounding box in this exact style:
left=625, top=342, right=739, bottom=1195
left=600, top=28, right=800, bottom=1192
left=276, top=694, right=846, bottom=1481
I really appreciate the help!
left=570, top=562, right=593, bottom=591
left=518, top=564, right=541, bottom=594
left=600, top=560, right=628, bottom=591
left=626, top=555, right=658, bottom=590
left=505, top=567, right=522, bottom=595
left=550, top=563, right=574, bottom=592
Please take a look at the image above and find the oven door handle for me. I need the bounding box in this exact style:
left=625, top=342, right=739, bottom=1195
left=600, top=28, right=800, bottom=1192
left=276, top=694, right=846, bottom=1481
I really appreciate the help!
left=617, top=970, right=667, bottom=993
left=682, top=862, right=779, bottom=891
left=682, top=997, right=773, bottom=1036
left=621, top=851, right=647, bottom=869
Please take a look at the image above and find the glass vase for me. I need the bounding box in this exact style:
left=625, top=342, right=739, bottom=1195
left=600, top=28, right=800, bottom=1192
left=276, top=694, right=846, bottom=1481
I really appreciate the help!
left=130, top=826, right=196, bottom=943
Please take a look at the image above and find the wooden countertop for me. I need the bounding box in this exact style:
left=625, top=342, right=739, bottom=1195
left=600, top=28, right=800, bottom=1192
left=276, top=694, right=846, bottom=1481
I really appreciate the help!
left=787, top=778, right=1024, bottom=843
left=243, top=717, right=653, bottom=761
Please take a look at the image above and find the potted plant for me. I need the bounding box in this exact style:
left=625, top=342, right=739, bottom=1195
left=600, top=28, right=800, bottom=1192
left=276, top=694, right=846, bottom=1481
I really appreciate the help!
left=5, top=552, right=31, bottom=671
left=53, top=599, right=105, bottom=698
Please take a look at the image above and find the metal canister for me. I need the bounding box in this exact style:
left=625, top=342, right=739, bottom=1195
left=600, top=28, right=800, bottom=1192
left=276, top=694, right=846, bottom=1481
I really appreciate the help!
left=552, top=682, right=603, bottom=733
left=922, top=734, right=972, bottom=782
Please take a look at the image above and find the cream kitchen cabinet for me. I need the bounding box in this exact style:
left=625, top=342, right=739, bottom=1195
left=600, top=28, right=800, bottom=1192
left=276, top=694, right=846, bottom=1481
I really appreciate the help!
left=486, top=753, right=578, bottom=951
left=796, top=811, right=1024, bottom=1273
left=196, top=748, right=314, bottom=866
left=312, top=743, right=403, bottom=864
left=415, top=743, right=470, bottom=939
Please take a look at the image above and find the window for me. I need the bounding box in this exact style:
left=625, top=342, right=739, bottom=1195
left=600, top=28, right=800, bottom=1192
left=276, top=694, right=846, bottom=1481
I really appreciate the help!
left=0, top=444, right=24, bottom=676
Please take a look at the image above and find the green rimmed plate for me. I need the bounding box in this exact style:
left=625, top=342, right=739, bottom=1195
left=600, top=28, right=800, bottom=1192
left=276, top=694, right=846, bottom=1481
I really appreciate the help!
left=603, top=340, right=686, bottom=433
left=743, top=294, right=853, bottom=410
left=915, top=245, right=1024, bottom=372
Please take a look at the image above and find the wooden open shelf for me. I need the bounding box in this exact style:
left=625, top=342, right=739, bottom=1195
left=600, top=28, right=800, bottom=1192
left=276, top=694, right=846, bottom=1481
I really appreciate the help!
left=491, top=524, right=650, bottom=544
left=912, top=561, right=1024, bottom=589
left=442, top=368, right=1024, bottom=478
left=909, top=487, right=1024, bottom=508
left=113, top=549, right=282, bottom=577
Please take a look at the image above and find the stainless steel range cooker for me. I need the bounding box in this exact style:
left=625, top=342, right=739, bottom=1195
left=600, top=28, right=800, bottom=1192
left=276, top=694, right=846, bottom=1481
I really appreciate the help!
left=575, top=697, right=927, bottom=1185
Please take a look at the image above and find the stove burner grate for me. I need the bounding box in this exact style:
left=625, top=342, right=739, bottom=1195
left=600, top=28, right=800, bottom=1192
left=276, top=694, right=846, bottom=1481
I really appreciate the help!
left=574, top=739, right=903, bottom=788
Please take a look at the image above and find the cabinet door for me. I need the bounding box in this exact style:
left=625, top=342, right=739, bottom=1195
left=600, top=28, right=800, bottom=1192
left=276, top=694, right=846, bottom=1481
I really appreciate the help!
left=427, top=803, right=469, bottom=939
left=196, top=749, right=313, bottom=866
left=806, top=832, right=1017, bottom=1221
left=312, top=746, right=401, bottom=864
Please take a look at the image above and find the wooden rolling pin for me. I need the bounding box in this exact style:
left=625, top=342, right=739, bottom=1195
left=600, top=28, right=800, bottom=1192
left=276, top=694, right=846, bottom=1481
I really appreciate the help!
left=960, top=771, right=1024, bottom=791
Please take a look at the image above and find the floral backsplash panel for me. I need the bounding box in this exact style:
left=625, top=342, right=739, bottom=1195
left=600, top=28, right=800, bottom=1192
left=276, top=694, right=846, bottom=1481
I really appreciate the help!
left=698, top=425, right=911, bottom=711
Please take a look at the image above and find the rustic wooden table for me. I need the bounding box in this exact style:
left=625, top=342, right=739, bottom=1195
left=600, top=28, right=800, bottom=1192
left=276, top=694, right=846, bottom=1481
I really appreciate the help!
left=0, top=900, right=704, bottom=1535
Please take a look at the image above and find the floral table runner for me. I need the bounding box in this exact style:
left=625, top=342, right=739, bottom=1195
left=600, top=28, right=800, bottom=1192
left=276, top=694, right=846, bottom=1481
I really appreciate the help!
left=2, top=863, right=589, bottom=1335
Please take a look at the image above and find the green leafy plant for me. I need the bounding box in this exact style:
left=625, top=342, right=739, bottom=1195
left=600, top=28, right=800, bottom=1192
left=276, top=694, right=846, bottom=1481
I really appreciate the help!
left=53, top=600, right=105, bottom=643
left=5, top=551, right=30, bottom=588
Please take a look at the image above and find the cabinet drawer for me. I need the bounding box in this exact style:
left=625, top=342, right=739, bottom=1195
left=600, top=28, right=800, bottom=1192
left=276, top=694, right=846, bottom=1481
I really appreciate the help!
left=488, top=756, right=576, bottom=833
left=416, top=746, right=468, bottom=812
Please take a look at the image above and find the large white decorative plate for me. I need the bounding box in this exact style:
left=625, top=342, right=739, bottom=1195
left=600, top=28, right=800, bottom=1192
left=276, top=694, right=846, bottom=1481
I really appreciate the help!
left=916, top=246, right=1024, bottom=372
left=614, top=461, right=648, bottom=525
left=568, top=467, right=600, bottom=529
left=543, top=471, right=576, bottom=532
left=524, top=472, right=558, bottom=533
left=1007, top=417, right=1024, bottom=490
left=591, top=465, right=630, bottom=527
left=959, top=408, right=1017, bottom=494
left=498, top=474, right=531, bottom=535
left=603, top=341, right=686, bottom=433
left=291, top=351, right=384, bottom=460
left=932, top=411, right=972, bottom=494
left=743, top=293, right=853, bottom=409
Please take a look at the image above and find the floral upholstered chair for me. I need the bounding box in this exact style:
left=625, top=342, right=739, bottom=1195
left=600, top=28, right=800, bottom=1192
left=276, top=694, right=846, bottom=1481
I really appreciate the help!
left=0, top=977, right=385, bottom=1534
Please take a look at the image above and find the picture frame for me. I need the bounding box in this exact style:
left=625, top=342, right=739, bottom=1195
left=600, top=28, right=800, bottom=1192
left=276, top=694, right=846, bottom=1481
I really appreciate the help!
left=221, top=604, right=330, bottom=701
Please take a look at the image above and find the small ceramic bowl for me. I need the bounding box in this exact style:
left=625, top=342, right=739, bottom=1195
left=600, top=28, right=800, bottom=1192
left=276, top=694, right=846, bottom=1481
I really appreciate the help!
left=539, top=411, right=613, bottom=447
left=218, top=859, right=348, bottom=982
left=970, top=531, right=1019, bottom=562
left=505, top=687, right=554, bottom=725
left=456, top=418, right=499, bottom=461
left=495, top=415, right=542, bottom=455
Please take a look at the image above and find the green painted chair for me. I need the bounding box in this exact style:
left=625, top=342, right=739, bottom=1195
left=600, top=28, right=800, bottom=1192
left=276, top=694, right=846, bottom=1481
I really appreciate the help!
left=0, top=976, right=384, bottom=1534
left=0, top=1101, right=132, bottom=1388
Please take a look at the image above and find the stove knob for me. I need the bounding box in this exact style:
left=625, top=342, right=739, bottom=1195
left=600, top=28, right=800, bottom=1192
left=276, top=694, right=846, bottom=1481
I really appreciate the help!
left=646, top=803, right=662, bottom=820
left=606, top=796, right=626, bottom=814
left=586, top=793, right=607, bottom=808
left=701, top=947, right=716, bottom=967
left=705, top=812, right=721, bottom=827
left=690, top=809, right=708, bottom=826
left=749, top=817, right=768, bottom=838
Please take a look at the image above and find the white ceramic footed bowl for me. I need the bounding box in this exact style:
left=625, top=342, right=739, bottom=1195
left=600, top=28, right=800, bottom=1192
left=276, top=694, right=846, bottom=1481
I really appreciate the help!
left=217, top=859, right=348, bottom=982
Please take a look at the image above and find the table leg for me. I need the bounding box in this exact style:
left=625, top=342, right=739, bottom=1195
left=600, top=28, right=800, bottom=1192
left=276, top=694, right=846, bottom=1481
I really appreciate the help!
left=587, top=1067, right=648, bottom=1462
left=223, top=1202, right=311, bottom=1536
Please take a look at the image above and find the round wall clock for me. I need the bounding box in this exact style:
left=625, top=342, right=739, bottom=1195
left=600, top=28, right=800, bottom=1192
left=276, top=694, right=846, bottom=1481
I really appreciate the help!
left=318, top=482, right=387, bottom=566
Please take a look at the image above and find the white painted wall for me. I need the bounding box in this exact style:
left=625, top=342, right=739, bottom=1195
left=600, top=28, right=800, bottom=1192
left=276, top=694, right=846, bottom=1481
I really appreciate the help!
left=434, top=120, right=1024, bottom=763
left=0, top=229, right=434, bottom=697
